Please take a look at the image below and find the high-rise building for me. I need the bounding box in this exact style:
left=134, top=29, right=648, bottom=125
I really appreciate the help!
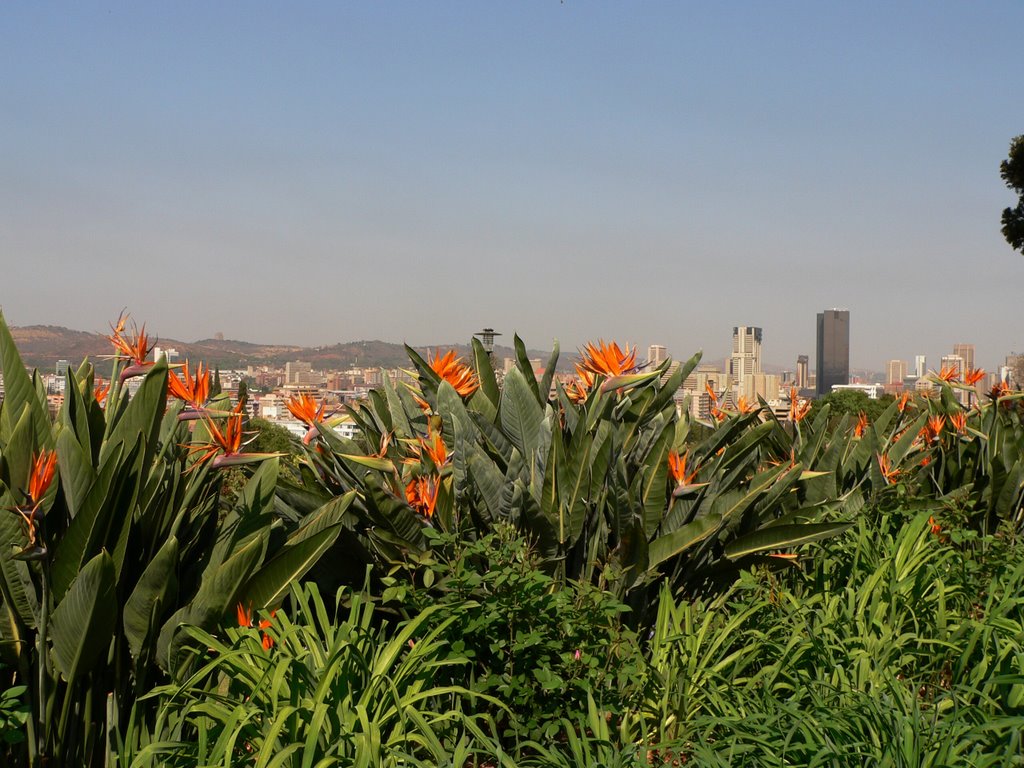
left=796, top=355, right=809, bottom=389
left=952, top=343, right=975, bottom=374
left=914, top=355, right=927, bottom=379
left=729, top=326, right=762, bottom=381
left=886, top=359, right=907, bottom=386
left=648, top=345, right=668, bottom=365
left=816, top=309, right=849, bottom=396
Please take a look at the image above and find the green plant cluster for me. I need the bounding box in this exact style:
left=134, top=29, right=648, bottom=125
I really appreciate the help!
left=387, top=524, right=650, bottom=746
left=0, top=314, right=1022, bottom=766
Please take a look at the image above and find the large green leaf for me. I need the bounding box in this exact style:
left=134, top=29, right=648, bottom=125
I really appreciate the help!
left=123, top=535, right=180, bottom=660
left=156, top=532, right=266, bottom=672
left=499, top=367, right=544, bottom=462
left=102, top=357, right=168, bottom=468
left=2, top=404, right=35, bottom=505
left=56, top=427, right=96, bottom=519
left=380, top=372, right=412, bottom=438
left=471, top=337, right=501, bottom=413
left=50, top=550, right=117, bottom=683
left=468, top=441, right=505, bottom=522
left=640, top=423, right=672, bottom=537
left=0, top=504, right=39, bottom=629
left=538, top=339, right=560, bottom=407
left=648, top=514, right=722, bottom=569
left=291, top=492, right=358, bottom=540
left=0, top=310, right=51, bottom=448
left=242, top=524, right=342, bottom=609
left=50, top=444, right=123, bottom=600
left=513, top=333, right=541, bottom=404
left=723, top=522, right=853, bottom=560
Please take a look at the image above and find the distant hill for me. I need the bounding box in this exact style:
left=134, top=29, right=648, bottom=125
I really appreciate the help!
left=7, top=324, right=560, bottom=373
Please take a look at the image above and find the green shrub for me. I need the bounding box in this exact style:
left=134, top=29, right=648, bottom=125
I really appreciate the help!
left=387, top=524, right=651, bottom=746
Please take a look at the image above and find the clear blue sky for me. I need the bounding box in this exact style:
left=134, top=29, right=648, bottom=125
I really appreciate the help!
left=2, top=2, right=1022, bottom=371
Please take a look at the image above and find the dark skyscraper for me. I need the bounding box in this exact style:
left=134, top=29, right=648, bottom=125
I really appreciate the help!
left=816, top=309, right=849, bottom=396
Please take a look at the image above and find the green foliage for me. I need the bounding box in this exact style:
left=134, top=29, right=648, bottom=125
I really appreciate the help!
left=810, top=389, right=894, bottom=422
left=121, top=582, right=510, bottom=767
left=246, top=417, right=300, bottom=460
left=637, top=511, right=1024, bottom=764
left=1002, top=134, right=1024, bottom=254
left=0, top=667, right=29, bottom=747
left=388, top=524, right=650, bottom=746
left=0, top=312, right=341, bottom=766
left=281, top=341, right=854, bottom=622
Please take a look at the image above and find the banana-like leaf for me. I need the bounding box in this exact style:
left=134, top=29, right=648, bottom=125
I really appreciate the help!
left=50, top=444, right=123, bottom=600
left=56, top=427, right=96, bottom=519
left=50, top=550, right=117, bottom=683
left=599, top=370, right=661, bottom=393
left=242, top=523, right=342, bottom=609
left=513, top=333, right=542, bottom=404
left=992, top=459, right=1024, bottom=522
left=0, top=310, right=51, bottom=448
left=156, top=532, right=266, bottom=673
left=2, top=404, right=35, bottom=505
left=123, top=536, right=180, bottom=661
left=640, top=424, right=672, bottom=538
left=102, top=358, right=168, bottom=469
left=340, top=454, right=397, bottom=473
left=648, top=514, right=722, bottom=569
left=0, top=506, right=39, bottom=628
left=538, top=339, right=560, bottom=406
left=291, top=492, right=357, bottom=540
left=723, top=521, right=853, bottom=560
left=468, top=442, right=505, bottom=522
left=471, top=337, right=501, bottom=413
left=380, top=372, right=412, bottom=438
left=499, top=367, right=544, bottom=461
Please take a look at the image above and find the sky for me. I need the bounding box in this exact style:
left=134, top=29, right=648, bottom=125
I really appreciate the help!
left=1, top=2, right=1022, bottom=372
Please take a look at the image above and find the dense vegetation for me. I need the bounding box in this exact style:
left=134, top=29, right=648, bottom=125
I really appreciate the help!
left=1, top=312, right=1022, bottom=766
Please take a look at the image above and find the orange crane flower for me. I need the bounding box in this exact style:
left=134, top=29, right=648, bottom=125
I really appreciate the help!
left=854, top=411, right=869, bottom=437
left=964, top=368, right=985, bottom=386
left=417, top=428, right=449, bottom=468
left=236, top=602, right=276, bottom=650
left=286, top=393, right=331, bottom=443
left=667, top=450, right=699, bottom=486
left=26, top=450, right=58, bottom=509
left=878, top=453, right=901, bottom=484
left=107, top=312, right=155, bottom=382
left=988, top=381, right=1011, bottom=401
left=935, top=365, right=960, bottom=383
left=168, top=360, right=211, bottom=413
left=7, top=450, right=58, bottom=556
left=428, top=350, right=479, bottom=397
left=405, top=476, right=439, bottom=519
left=94, top=380, right=110, bottom=406
left=737, top=396, right=759, bottom=415
left=949, top=411, right=967, bottom=433
left=286, top=393, right=326, bottom=426
left=896, top=392, right=911, bottom=413
left=577, top=340, right=637, bottom=379
left=788, top=388, right=811, bottom=422
left=922, top=414, right=946, bottom=443
left=189, top=402, right=269, bottom=469
left=564, top=376, right=591, bottom=405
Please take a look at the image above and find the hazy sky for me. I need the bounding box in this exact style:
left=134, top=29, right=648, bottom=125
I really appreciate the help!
left=2, top=2, right=1022, bottom=371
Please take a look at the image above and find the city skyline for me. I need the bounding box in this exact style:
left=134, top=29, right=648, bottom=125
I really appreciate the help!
left=2, top=4, right=1022, bottom=370
left=0, top=309, right=1010, bottom=381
